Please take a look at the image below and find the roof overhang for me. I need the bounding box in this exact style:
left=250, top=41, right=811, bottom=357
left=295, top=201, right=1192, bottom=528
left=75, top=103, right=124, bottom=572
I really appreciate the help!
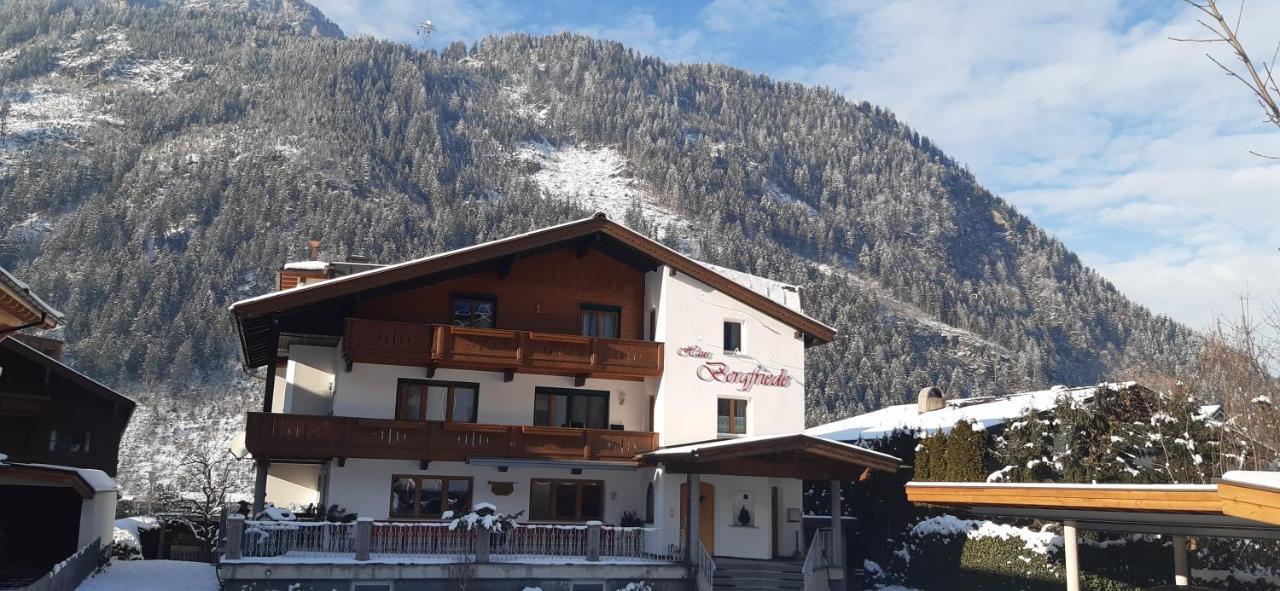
left=0, top=266, right=63, bottom=333
left=229, top=214, right=837, bottom=368
left=0, top=462, right=115, bottom=499
left=638, top=433, right=900, bottom=480
left=906, top=477, right=1280, bottom=539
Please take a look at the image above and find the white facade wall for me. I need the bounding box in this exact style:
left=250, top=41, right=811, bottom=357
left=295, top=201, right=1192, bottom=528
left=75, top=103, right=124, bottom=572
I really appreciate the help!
left=654, top=267, right=807, bottom=445
left=326, top=459, right=651, bottom=524
left=78, top=489, right=116, bottom=549
left=266, top=463, right=322, bottom=509
left=651, top=470, right=803, bottom=560
left=283, top=344, right=338, bottom=415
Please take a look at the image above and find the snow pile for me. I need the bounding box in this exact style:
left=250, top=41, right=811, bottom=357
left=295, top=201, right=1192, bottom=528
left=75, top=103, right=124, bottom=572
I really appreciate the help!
left=515, top=141, right=691, bottom=240
left=909, top=515, right=1061, bottom=556
left=78, top=560, right=220, bottom=591
left=446, top=503, right=521, bottom=533
left=113, top=516, right=158, bottom=550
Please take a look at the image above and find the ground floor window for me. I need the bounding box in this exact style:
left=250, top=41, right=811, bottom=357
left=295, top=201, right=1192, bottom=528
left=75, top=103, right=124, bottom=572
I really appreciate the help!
left=389, top=475, right=473, bottom=519
left=533, top=387, right=609, bottom=429
left=529, top=479, right=604, bottom=522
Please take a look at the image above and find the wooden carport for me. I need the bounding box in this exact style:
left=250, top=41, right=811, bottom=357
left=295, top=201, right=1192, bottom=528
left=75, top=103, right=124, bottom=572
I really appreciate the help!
left=906, top=471, right=1280, bottom=590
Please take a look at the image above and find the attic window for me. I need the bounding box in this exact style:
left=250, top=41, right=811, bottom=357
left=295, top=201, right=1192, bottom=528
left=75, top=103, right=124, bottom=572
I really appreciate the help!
left=723, top=321, right=742, bottom=353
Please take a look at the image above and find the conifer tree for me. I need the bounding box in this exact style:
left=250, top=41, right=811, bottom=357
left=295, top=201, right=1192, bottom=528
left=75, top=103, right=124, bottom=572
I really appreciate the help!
left=942, top=420, right=987, bottom=482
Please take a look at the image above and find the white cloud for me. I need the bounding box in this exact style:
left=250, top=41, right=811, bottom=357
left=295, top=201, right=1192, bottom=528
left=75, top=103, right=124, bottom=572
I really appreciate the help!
left=309, top=0, right=519, bottom=44
left=700, top=0, right=789, bottom=33
left=785, top=0, right=1280, bottom=329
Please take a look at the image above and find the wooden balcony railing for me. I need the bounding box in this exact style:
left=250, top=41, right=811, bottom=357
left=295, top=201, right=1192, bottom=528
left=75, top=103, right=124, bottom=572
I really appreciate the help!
left=342, top=318, right=664, bottom=381
left=245, top=412, right=660, bottom=463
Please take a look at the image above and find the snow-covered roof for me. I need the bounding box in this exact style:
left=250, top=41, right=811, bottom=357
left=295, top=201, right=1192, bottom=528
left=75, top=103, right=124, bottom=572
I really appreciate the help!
left=281, top=260, right=330, bottom=272
left=697, top=260, right=804, bottom=312
left=0, top=459, right=118, bottom=492
left=1223, top=471, right=1280, bottom=493
left=907, top=480, right=1218, bottom=492
left=806, top=383, right=1136, bottom=442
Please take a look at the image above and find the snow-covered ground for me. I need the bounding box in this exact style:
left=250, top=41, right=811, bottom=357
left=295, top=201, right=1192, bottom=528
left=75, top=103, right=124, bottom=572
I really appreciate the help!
left=76, top=560, right=219, bottom=591
left=515, top=141, right=692, bottom=243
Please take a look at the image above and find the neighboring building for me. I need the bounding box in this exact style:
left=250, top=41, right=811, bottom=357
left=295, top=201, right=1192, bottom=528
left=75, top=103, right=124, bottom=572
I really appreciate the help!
left=224, top=213, right=897, bottom=590
left=0, top=273, right=131, bottom=588
left=0, top=265, right=62, bottom=338
left=805, top=383, right=1137, bottom=443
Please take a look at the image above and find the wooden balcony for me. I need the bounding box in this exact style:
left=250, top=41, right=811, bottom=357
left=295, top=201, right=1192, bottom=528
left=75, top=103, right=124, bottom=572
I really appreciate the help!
left=244, top=412, right=660, bottom=463
left=342, top=318, right=664, bottom=381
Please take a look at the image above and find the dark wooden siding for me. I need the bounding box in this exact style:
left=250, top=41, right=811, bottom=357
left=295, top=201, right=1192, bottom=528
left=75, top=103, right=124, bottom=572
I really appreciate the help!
left=355, top=247, right=647, bottom=340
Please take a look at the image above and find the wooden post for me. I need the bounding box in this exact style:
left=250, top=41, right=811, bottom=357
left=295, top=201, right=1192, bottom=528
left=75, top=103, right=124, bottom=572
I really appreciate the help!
left=355, top=517, right=372, bottom=561
left=224, top=515, right=244, bottom=560
left=687, top=472, right=701, bottom=567
left=586, top=520, right=602, bottom=562
left=252, top=460, right=269, bottom=516
left=829, top=480, right=845, bottom=591
left=1172, top=535, right=1189, bottom=586
left=1064, top=520, right=1080, bottom=591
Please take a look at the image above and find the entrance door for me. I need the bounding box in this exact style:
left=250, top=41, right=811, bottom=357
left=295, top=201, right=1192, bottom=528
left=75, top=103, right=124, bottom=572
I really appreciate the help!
left=679, top=481, right=715, bottom=555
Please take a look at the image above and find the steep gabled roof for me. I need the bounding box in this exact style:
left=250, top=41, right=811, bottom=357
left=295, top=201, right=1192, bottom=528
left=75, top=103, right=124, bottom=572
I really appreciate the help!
left=1, top=338, right=136, bottom=414
left=229, top=213, right=836, bottom=368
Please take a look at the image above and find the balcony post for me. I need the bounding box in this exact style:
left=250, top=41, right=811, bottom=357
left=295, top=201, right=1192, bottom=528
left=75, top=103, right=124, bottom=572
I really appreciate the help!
left=355, top=517, right=373, bottom=561
left=829, top=479, right=845, bottom=591
left=475, top=526, right=491, bottom=563
left=224, top=515, right=244, bottom=560
left=586, top=521, right=602, bottom=561
left=251, top=460, right=269, bottom=516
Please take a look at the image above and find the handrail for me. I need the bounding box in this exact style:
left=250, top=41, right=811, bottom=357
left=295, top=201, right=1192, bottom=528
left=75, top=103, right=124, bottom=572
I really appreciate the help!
left=694, top=540, right=716, bottom=591
left=802, top=528, right=833, bottom=591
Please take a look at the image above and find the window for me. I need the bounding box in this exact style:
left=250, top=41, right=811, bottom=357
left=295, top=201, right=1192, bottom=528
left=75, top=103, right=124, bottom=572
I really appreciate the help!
left=533, top=387, right=609, bottom=429
left=718, top=398, right=747, bottom=435
left=529, top=479, right=604, bottom=522
left=452, top=295, right=495, bottom=328
left=723, top=321, right=743, bottom=352
left=389, top=475, right=472, bottom=519
left=580, top=305, right=621, bottom=338
left=49, top=430, right=90, bottom=453
left=396, top=381, right=478, bottom=423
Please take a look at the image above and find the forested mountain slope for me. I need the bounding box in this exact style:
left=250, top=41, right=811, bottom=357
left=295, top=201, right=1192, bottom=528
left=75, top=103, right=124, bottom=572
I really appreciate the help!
left=0, top=1, right=1198, bottom=491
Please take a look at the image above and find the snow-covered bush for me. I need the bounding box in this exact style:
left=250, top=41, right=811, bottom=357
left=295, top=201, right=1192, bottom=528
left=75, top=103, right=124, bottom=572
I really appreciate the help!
left=446, top=502, right=523, bottom=533
left=617, top=582, right=652, bottom=591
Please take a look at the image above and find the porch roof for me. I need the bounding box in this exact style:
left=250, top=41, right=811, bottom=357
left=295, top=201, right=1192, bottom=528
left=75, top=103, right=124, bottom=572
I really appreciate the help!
left=0, top=460, right=117, bottom=499
left=636, top=433, right=900, bottom=480
left=905, top=474, right=1280, bottom=539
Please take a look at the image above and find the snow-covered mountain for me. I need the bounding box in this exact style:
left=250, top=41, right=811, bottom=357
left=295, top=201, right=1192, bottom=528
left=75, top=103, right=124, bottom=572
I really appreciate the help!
left=0, top=1, right=1197, bottom=495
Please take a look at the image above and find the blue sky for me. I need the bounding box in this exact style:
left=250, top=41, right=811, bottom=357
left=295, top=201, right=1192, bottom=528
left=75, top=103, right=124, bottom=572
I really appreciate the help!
left=311, top=0, right=1280, bottom=329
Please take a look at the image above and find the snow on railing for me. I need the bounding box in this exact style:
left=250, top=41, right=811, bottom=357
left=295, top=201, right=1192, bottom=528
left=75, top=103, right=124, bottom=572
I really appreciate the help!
left=241, top=520, right=356, bottom=558
left=371, top=521, right=473, bottom=556
left=229, top=519, right=680, bottom=563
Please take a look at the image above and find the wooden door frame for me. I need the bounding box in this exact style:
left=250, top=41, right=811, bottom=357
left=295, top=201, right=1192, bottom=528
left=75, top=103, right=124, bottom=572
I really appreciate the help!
left=771, top=486, right=780, bottom=558
left=680, top=481, right=716, bottom=555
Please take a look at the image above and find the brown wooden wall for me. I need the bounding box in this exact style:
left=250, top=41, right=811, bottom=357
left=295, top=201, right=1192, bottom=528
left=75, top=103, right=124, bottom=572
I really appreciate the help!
left=355, top=247, right=647, bottom=340
left=0, top=346, right=132, bottom=476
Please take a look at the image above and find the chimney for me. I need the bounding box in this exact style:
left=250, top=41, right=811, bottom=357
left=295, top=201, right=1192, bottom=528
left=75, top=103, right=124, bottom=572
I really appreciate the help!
left=308, top=240, right=321, bottom=261
left=917, top=386, right=945, bottom=414
left=13, top=333, right=65, bottom=360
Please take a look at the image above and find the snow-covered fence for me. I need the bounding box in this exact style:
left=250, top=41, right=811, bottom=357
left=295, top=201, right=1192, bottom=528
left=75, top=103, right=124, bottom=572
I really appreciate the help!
left=26, top=538, right=101, bottom=591
left=237, top=520, right=357, bottom=558
left=370, top=521, right=474, bottom=556
left=223, top=519, right=681, bottom=563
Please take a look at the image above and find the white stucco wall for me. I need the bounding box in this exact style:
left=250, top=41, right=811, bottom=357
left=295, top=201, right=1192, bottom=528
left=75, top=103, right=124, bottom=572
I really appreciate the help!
left=78, top=489, right=116, bottom=549
left=651, top=470, right=802, bottom=560
left=326, top=459, right=651, bottom=523
left=283, top=344, right=338, bottom=415
left=654, top=268, right=807, bottom=446
left=266, top=463, right=322, bottom=509
left=331, top=363, right=651, bottom=430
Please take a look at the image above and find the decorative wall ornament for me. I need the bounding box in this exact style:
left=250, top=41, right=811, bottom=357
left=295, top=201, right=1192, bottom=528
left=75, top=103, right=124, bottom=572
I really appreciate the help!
left=488, top=481, right=514, bottom=496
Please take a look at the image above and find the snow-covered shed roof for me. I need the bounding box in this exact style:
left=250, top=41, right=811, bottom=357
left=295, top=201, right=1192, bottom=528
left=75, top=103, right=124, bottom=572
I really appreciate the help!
left=697, top=260, right=804, bottom=312
left=806, top=383, right=1137, bottom=442
left=0, top=458, right=118, bottom=496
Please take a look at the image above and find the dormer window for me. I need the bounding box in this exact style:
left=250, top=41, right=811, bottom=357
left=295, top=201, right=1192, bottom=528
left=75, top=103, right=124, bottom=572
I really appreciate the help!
left=452, top=295, right=495, bottom=328
left=723, top=321, right=743, bottom=353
